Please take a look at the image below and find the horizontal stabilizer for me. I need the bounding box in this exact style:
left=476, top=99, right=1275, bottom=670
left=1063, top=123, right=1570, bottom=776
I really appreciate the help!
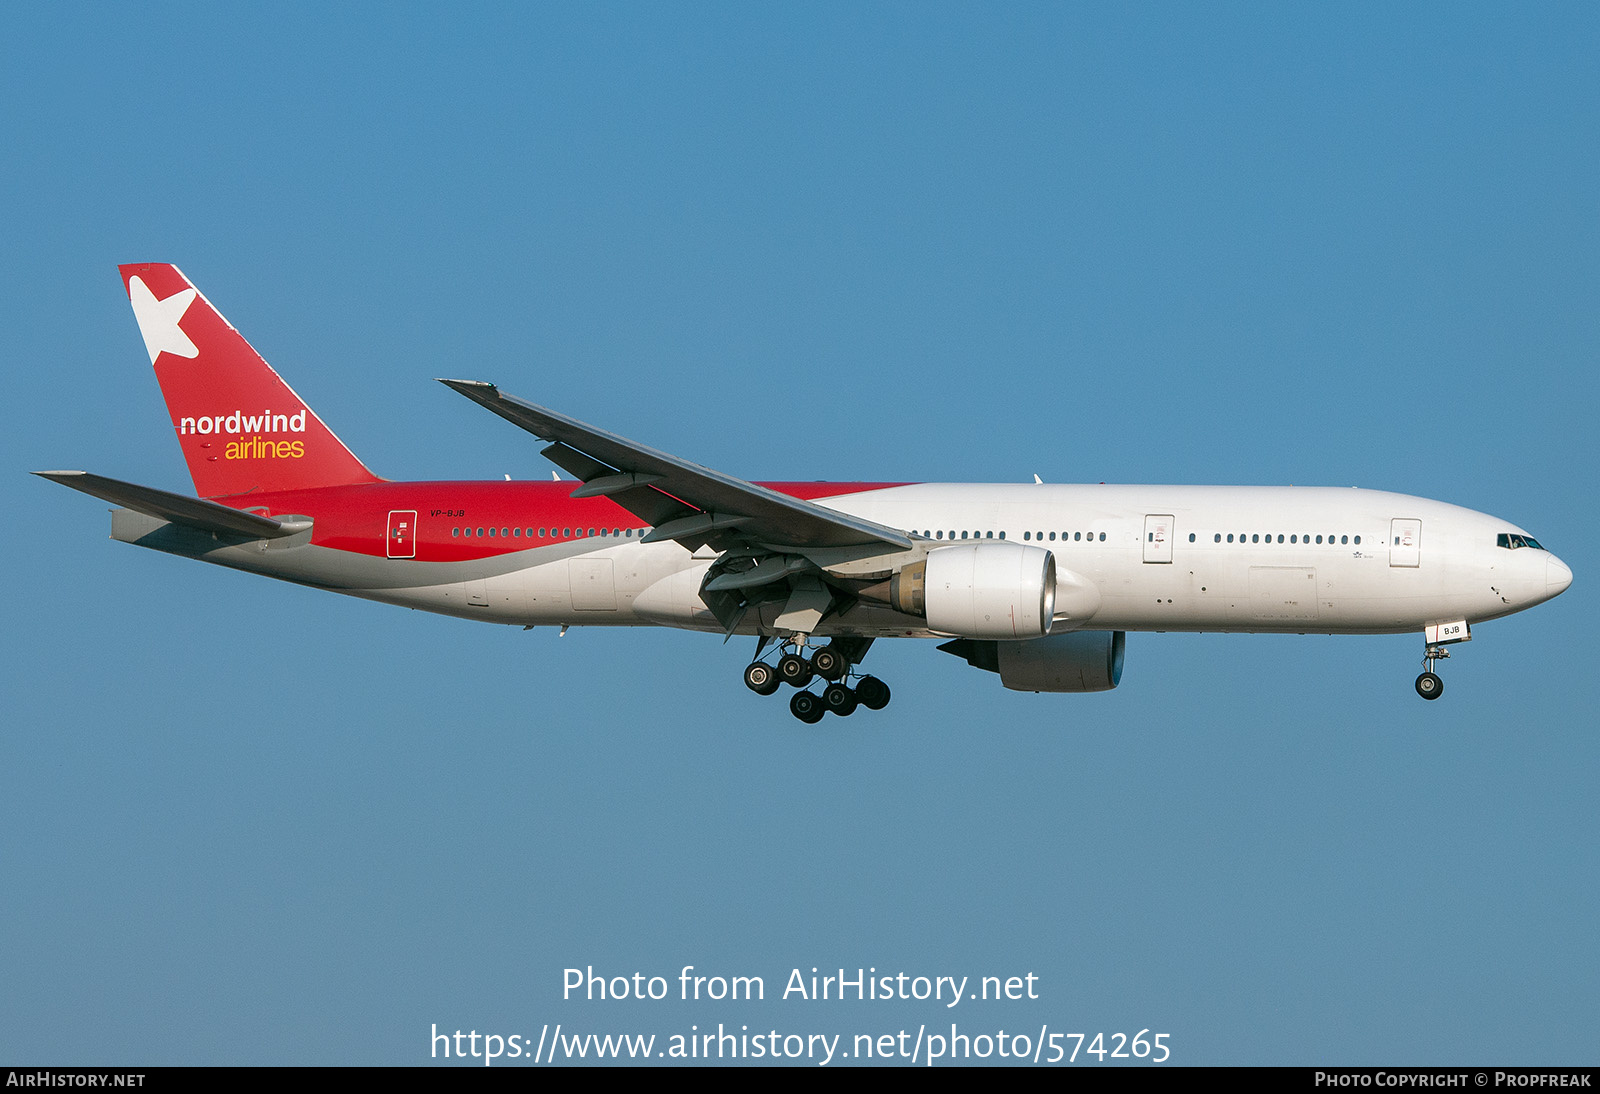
left=33, top=471, right=310, bottom=539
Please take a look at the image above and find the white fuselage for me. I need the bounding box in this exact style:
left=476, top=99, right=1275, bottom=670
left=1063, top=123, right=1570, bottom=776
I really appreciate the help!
left=349, top=484, right=1568, bottom=638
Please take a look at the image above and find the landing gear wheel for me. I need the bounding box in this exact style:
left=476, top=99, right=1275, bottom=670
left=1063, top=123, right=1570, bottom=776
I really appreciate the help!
left=855, top=675, right=891, bottom=710
left=1415, top=672, right=1444, bottom=700
left=811, top=647, right=848, bottom=681
left=790, top=690, right=825, bottom=723
left=822, top=683, right=858, bottom=716
left=777, top=654, right=813, bottom=688
left=743, top=661, right=780, bottom=696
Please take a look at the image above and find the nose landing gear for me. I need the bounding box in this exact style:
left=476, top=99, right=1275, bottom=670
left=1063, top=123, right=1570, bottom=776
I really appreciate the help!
left=1415, top=644, right=1449, bottom=700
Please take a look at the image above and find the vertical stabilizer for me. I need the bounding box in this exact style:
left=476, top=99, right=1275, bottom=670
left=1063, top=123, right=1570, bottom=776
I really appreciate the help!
left=119, top=263, right=381, bottom=498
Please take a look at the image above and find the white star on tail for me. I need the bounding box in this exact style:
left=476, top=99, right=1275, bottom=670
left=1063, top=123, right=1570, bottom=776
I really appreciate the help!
left=127, top=276, right=199, bottom=363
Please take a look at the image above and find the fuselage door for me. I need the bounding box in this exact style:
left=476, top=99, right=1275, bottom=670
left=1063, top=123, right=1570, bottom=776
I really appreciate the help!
left=387, top=510, right=417, bottom=559
left=570, top=558, right=618, bottom=610
left=1143, top=514, right=1174, bottom=563
left=1390, top=518, right=1421, bottom=567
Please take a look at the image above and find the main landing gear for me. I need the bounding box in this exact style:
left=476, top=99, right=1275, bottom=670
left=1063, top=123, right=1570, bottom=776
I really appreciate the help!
left=743, top=638, right=891, bottom=722
left=1415, top=644, right=1449, bottom=701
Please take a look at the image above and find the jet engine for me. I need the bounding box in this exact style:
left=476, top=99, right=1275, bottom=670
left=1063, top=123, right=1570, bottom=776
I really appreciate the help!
left=886, top=543, right=1056, bottom=640
left=939, top=630, right=1126, bottom=692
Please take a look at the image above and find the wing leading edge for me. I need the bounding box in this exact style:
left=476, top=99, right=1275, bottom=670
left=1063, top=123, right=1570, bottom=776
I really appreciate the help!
left=438, top=379, right=913, bottom=552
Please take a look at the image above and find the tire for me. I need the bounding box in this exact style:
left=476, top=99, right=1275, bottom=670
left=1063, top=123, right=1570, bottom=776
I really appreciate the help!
left=823, top=683, right=858, bottom=716
left=790, top=690, right=825, bottom=723
left=1415, top=672, right=1444, bottom=700
left=811, top=647, right=847, bottom=681
left=778, top=653, right=811, bottom=687
left=855, top=676, right=891, bottom=710
left=744, top=661, right=780, bottom=696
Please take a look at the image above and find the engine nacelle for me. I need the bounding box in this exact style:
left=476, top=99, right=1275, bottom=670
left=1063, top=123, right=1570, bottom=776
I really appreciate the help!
left=939, top=630, right=1126, bottom=692
left=894, top=543, right=1056, bottom=640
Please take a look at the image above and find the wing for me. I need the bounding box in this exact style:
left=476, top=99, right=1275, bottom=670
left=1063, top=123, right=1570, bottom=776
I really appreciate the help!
left=438, top=380, right=912, bottom=552
left=438, top=379, right=920, bottom=637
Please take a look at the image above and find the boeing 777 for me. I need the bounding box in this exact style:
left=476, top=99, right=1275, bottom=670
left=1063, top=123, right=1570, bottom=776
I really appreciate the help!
left=35, top=264, right=1573, bottom=721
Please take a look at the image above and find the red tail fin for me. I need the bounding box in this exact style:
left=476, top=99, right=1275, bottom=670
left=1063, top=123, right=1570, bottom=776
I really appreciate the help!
left=119, top=263, right=381, bottom=498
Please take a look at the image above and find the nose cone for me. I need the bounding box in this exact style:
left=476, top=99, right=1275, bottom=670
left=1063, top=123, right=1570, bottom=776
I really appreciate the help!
left=1548, top=556, right=1573, bottom=598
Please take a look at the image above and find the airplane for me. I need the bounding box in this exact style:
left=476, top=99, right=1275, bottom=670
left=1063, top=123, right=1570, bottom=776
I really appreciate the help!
left=36, top=264, right=1573, bottom=722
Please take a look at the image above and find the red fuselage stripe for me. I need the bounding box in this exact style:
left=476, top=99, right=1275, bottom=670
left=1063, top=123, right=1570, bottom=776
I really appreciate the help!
left=207, top=480, right=913, bottom=561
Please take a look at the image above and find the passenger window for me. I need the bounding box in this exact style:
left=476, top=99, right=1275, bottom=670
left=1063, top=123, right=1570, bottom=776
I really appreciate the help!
left=1252, top=534, right=1259, bottom=543
left=1277, top=535, right=1284, bottom=544
left=1098, top=532, right=1106, bottom=542
left=1189, top=533, right=1196, bottom=542
left=1227, top=534, right=1234, bottom=543
left=1354, top=536, right=1361, bottom=545
left=452, top=528, right=459, bottom=537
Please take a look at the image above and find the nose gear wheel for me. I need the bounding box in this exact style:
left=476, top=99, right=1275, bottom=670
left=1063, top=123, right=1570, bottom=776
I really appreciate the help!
left=1415, top=643, right=1450, bottom=701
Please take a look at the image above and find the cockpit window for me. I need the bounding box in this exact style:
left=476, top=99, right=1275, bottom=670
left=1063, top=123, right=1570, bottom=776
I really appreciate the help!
left=1497, top=533, right=1545, bottom=551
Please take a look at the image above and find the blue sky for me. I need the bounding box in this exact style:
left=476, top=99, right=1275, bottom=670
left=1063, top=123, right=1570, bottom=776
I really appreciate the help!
left=2, top=2, right=1595, bottom=1066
